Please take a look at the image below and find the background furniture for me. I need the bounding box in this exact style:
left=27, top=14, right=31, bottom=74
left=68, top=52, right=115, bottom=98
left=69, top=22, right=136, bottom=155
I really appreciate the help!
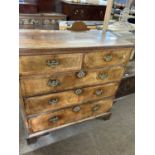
left=67, top=21, right=90, bottom=31
left=19, top=0, right=56, bottom=13
left=61, top=0, right=107, bottom=20
left=116, top=61, right=135, bottom=98
left=38, top=0, right=55, bottom=12
left=19, top=13, right=66, bottom=30
left=19, top=0, right=38, bottom=13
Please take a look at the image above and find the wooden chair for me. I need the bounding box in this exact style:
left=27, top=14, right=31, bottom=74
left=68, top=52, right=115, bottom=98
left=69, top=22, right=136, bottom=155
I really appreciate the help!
left=67, top=21, right=90, bottom=32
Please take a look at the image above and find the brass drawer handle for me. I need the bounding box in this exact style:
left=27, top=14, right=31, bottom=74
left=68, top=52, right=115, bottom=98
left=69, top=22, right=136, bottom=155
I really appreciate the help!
left=100, top=10, right=104, bottom=17
left=74, top=88, right=83, bottom=95
left=48, top=79, right=60, bottom=87
left=95, top=89, right=103, bottom=96
left=48, top=98, right=59, bottom=105
left=72, top=106, right=81, bottom=112
left=76, top=70, right=86, bottom=79
left=74, top=9, right=79, bottom=15
left=98, top=73, right=108, bottom=80
left=49, top=116, right=59, bottom=123
left=47, top=59, right=59, bottom=67
left=104, top=55, right=113, bottom=62
left=92, top=105, right=101, bottom=112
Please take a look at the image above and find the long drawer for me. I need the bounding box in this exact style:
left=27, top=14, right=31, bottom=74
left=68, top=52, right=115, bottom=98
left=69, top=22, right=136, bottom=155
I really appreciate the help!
left=28, top=99, right=113, bottom=133
left=20, top=53, right=83, bottom=76
left=84, top=48, right=132, bottom=69
left=25, top=83, right=118, bottom=115
left=21, top=66, right=124, bottom=97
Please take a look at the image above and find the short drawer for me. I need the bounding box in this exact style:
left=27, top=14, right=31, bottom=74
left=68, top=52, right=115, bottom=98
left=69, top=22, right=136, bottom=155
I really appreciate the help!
left=84, top=48, right=132, bottom=69
left=20, top=53, right=83, bottom=76
left=21, top=66, right=125, bottom=97
left=28, top=99, right=113, bottom=133
left=25, top=83, right=118, bottom=115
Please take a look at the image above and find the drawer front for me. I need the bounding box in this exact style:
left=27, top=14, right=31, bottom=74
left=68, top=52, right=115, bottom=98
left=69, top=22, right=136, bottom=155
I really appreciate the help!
left=28, top=99, right=113, bottom=132
left=25, top=83, right=118, bottom=115
left=20, top=54, right=83, bottom=76
left=21, top=66, right=125, bottom=97
left=84, top=48, right=132, bottom=69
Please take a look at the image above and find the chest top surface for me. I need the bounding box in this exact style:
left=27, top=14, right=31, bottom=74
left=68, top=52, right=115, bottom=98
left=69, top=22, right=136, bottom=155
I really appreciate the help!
left=19, top=30, right=134, bottom=51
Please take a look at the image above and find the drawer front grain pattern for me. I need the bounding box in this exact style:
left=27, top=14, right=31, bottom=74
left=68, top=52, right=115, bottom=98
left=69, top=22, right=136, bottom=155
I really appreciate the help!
left=20, top=53, right=83, bottom=76
left=25, top=83, right=118, bottom=115
left=84, top=48, right=132, bottom=68
left=21, top=66, right=125, bottom=97
left=28, top=99, right=113, bottom=132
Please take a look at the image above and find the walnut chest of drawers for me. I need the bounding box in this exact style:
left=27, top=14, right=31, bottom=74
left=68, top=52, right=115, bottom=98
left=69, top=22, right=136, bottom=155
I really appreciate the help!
left=19, top=30, right=134, bottom=144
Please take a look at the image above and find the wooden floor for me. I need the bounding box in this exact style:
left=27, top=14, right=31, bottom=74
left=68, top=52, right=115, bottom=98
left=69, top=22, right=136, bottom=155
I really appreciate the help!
left=20, top=94, right=135, bottom=155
